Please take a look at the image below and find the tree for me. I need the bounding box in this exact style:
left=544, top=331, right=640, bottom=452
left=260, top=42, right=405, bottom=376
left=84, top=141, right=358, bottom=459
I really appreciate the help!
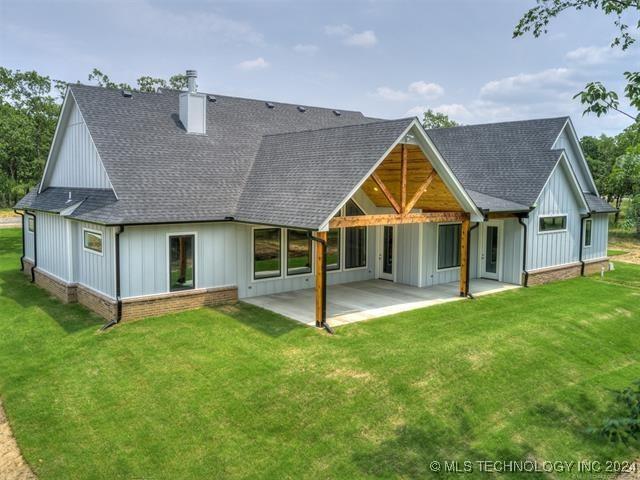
left=89, top=68, right=188, bottom=93
left=608, top=152, right=640, bottom=221
left=514, top=0, right=639, bottom=121
left=421, top=109, right=459, bottom=129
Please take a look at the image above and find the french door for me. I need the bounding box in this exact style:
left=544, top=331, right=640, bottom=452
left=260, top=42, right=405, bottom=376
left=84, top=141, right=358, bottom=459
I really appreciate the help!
left=480, top=221, right=503, bottom=281
left=378, top=225, right=395, bottom=281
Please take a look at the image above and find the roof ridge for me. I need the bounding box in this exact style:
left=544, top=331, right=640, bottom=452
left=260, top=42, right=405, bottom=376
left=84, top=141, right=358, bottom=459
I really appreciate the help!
left=426, top=116, right=569, bottom=131
left=260, top=117, right=415, bottom=139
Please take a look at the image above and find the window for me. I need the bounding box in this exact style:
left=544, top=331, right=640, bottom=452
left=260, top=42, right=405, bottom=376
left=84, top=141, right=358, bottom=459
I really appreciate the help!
left=83, top=229, right=103, bottom=255
left=27, top=216, right=34, bottom=233
left=437, top=223, right=460, bottom=270
left=169, top=235, right=195, bottom=291
left=327, top=229, right=340, bottom=271
left=344, top=199, right=367, bottom=269
left=539, top=215, right=567, bottom=232
left=254, top=228, right=281, bottom=280
left=287, top=229, right=312, bottom=275
left=584, top=218, right=592, bottom=247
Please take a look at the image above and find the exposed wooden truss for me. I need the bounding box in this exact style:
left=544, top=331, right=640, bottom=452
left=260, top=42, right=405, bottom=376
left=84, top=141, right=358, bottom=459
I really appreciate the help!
left=371, top=172, right=401, bottom=214
left=329, top=212, right=468, bottom=228
left=405, top=171, right=436, bottom=213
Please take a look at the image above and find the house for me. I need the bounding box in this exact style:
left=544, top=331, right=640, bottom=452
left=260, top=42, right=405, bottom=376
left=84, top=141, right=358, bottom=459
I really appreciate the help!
left=15, top=70, right=615, bottom=329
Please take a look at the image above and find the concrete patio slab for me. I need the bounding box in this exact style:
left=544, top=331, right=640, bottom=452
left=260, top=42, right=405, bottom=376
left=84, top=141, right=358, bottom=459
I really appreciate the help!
left=243, top=279, right=520, bottom=327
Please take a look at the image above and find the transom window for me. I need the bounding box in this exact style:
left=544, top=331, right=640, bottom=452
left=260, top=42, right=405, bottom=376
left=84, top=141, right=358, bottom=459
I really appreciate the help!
left=539, top=215, right=567, bottom=232
left=584, top=218, right=592, bottom=247
left=83, top=229, right=103, bottom=255
left=254, top=228, right=282, bottom=280
left=344, top=199, right=367, bottom=269
left=287, top=229, right=312, bottom=275
left=169, top=235, right=195, bottom=291
left=437, top=223, right=461, bottom=270
left=27, top=216, right=34, bottom=233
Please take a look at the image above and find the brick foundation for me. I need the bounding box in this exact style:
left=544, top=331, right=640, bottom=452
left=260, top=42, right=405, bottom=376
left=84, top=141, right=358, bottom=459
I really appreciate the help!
left=121, top=286, right=238, bottom=321
left=27, top=264, right=78, bottom=304
left=527, top=258, right=610, bottom=285
left=77, top=285, right=117, bottom=320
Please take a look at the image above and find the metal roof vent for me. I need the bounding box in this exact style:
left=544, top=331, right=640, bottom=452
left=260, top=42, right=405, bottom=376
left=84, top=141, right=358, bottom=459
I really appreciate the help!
left=333, top=110, right=342, bottom=116
left=66, top=191, right=73, bottom=203
left=207, top=95, right=217, bottom=103
left=266, top=102, right=275, bottom=109
left=121, top=89, right=133, bottom=98
left=297, top=106, right=306, bottom=112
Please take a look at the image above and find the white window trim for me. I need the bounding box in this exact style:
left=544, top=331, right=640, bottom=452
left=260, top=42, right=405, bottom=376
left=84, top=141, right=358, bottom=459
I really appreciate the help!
left=166, top=231, right=198, bottom=292
left=326, top=228, right=343, bottom=274
left=343, top=198, right=368, bottom=271
left=27, top=215, right=35, bottom=233
left=436, top=222, right=462, bottom=272
left=82, top=227, right=104, bottom=256
left=538, top=214, right=568, bottom=234
left=583, top=218, right=593, bottom=247
left=251, top=226, right=284, bottom=282
left=284, top=228, right=314, bottom=278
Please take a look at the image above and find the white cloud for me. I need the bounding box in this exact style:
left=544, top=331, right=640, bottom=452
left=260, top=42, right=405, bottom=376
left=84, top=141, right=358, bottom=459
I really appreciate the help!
left=405, top=106, right=428, bottom=117
left=344, top=30, right=377, bottom=47
left=408, top=81, right=444, bottom=99
left=293, top=44, right=319, bottom=54
left=565, top=45, right=626, bottom=65
left=479, top=68, right=577, bottom=104
left=434, top=103, right=473, bottom=121
left=375, top=87, right=409, bottom=101
left=236, top=57, right=270, bottom=71
left=324, top=24, right=378, bottom=47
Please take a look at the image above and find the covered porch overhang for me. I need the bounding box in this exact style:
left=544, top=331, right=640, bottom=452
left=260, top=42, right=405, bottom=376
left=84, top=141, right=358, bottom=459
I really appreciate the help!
left=245, top=278, right=519, bottom=327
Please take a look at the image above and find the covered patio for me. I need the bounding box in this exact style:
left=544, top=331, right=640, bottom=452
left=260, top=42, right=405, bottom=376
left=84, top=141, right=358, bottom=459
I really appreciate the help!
left=244, top=279, right=519, bottom=327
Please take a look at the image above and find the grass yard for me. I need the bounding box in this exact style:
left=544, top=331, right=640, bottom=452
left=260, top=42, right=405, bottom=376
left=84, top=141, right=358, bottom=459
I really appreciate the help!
left=0, top=227, right=639, bottom=479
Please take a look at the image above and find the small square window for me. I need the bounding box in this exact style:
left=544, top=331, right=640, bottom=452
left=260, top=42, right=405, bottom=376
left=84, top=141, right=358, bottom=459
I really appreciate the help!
left=83, top=229, right=103, bottom=254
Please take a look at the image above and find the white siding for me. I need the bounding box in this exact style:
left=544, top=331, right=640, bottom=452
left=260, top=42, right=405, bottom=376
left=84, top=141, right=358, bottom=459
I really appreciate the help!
left=120, top=222, right=237, bottom=298
left=44, top=98, right=112, bottom=190
left=73, top=221, right=117, bottom=297
left=553, top=127, right=593, bottom=193
left=23, top=214, right=35, bottom=261
left=36, top=212, right=69, bottom=281
left=501, top=218, right=523, bottom=285
left=527, top=162, right=584, bottom=271
left=583, top=213, right=609, bottom=261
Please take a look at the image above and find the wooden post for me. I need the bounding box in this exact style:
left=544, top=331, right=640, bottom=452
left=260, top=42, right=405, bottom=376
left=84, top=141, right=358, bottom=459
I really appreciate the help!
left=459, top=218, right=470, bottom=297
left=400, top=144, right=408, bottom=213
left=315, top=231, right=327, bottom=328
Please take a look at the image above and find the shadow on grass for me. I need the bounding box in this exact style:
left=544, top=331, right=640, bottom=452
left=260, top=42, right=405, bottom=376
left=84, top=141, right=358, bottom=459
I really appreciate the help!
left=213, top=301, right=307, bottom=338
left=0, top=268, right=103, bottom=334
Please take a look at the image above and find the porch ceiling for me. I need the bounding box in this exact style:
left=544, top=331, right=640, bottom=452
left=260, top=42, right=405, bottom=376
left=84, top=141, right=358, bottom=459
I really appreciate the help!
left=243, top=279, right=520, bottom=327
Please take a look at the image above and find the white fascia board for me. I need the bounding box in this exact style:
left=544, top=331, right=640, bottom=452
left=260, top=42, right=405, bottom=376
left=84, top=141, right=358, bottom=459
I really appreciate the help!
left=532, top=152, right=589, bottom=213
left=39, top=88, right=71, bottom=193
left=553, top=118, right=599, bottom=196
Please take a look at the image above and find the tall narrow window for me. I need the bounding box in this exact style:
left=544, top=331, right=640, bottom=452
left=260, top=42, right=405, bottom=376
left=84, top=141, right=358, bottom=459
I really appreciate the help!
left=169, top=235, right=195, bottom=291
left=327, top=229, right=341, bottom=271
left=539, top=215, right=567, bottom=232
left=27, top=216, right=34, bottom=233
left=83, top=229, right=103, bottom=255
left=437, top=223, right=460, bottom=270
left=254, top=228, right=281, bottom=279
left=584, top=218, right=592, bottom=247
left=287, top=229, right=312, bottom=275
left=345, top=199, right=367, bottom=269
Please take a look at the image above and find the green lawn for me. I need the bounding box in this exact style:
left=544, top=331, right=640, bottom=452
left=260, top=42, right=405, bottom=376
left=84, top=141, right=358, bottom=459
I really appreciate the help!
left=1, top=228, right=639, bottom=479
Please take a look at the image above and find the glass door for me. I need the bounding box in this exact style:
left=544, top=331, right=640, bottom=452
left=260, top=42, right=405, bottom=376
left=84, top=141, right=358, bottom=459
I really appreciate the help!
left=379, top=226, right=394, bottom=280
left=481, top=222, right=501, bottom=280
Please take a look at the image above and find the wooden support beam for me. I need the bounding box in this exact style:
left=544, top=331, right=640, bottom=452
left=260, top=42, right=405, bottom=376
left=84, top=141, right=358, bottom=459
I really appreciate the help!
left=405, top=171, right=436, bottom=213
left=314, top=231, right=327, bottom=328
left=371, top=172, right=401, bottom=214
left=400, top=144, right=408, bottom=212
left=329, top=211, right=468, bottom=228
left=459, top=217, right=470, bottom=297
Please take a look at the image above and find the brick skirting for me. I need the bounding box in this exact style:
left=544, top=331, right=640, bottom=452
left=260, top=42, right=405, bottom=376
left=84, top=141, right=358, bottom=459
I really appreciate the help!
left=121, top=286, right=238, bottom=321
left=23, top=261, right=78, bottom=304
left=77, top=285, right=117, bottom=320
left=527, top=258, right=610, bottom=286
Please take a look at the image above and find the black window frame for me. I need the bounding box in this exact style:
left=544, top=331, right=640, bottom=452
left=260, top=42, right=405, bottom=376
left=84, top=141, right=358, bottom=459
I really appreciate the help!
left=253, top=228, right=282, bottom=280
left=168, top=234, right=195, bottom=292
left=344, top=199, right=367, bottom=270
left=539, top=215, right=567, bottom=233
left=27, top=215, right=34, bottom=233
left=286, top=229, right=312, bottom=276
left=326, top=228, right=341, bottom=271
left=584, top=218, right=592, bottom=247
left=437, top=223, right=461, bottom=270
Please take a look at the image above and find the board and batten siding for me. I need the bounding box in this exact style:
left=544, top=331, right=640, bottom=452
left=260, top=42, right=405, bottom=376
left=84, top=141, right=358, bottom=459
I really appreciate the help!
left=501, top=218, right=524, bottom=285
left=72, top=221, right=117, bottom=297
left=44, top=97, right=112, bottom=190
left=553, top=126, right=593, bottom=193
left=119, top=222, right=237, bottom=298
left=583, top=213, right=609, bottom=261
left=36, top=212, right=70, bottom=281
left=526, top=161, right=585, bottom=271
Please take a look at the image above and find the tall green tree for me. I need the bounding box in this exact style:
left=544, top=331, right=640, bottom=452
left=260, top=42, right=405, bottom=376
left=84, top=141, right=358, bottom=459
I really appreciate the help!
left=514, top=0, right=639, bottom=121
left=421, top=109, right=459, bottom=129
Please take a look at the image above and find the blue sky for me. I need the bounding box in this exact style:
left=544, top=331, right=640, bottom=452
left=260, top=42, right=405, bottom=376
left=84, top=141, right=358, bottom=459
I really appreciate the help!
left=1, top=0, right=637, bottom=136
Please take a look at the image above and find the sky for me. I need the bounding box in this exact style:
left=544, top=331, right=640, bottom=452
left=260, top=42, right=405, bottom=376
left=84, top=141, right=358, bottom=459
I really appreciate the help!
left=1, top=0, right=638, bottom=136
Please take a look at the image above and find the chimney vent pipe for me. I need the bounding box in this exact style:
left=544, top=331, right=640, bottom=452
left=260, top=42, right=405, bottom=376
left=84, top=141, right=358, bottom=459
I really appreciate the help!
left=186, top=70, right=198, bottom=93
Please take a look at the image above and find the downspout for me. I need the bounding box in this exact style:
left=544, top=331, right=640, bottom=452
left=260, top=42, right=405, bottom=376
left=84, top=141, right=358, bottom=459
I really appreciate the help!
left=517, top=213, right=529, bottom=287
left=465, top=222, right=479, bottom=299
left=579, top=213, right=591, bottom=276
left=29, top=211, right=37, bottom=283
left=14, top=210, right=25, bottom=271
left=100, top=225, right=124, bottom=331
left=308, top=232, right=333, bottom=335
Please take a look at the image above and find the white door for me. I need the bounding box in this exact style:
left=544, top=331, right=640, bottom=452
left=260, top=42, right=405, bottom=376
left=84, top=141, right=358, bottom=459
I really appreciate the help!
left=480, top=221, right=503, bottom=281
left=377, top=225, right=395, bottom=281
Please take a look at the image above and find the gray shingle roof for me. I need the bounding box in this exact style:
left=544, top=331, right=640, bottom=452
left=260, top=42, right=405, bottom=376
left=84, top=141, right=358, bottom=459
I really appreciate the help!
left=426, top=117, right=569, bottom=208
left=14, top=186, right=117, bottom=220
left=236, top=118, right=414, bottom=229
left=584, top=193, right=617, bottom=213
left=466, top=190, right=529, bottom=213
